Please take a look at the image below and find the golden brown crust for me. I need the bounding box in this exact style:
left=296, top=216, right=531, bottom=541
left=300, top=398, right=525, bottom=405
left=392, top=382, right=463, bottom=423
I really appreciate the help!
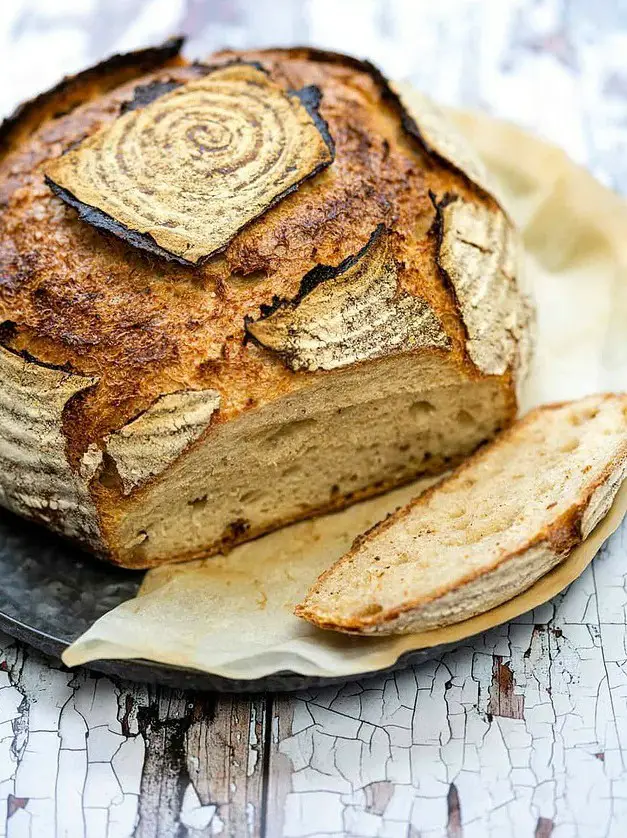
left=0, top=45, right=478, bottom=455
left=296, top=394, right=627, bottom=632
left=0, top=44, right=528, bottom=561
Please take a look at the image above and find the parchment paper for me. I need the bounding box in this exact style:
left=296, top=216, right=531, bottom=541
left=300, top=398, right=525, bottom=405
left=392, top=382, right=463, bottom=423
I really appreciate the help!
left=62, top=102, right=627, bottom=679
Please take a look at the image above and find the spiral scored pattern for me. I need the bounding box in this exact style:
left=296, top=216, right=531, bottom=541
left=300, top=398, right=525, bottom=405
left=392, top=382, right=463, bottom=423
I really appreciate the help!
left=247, top=228, right=450, bottom=371
left=45, top=64, right=334, bottom=264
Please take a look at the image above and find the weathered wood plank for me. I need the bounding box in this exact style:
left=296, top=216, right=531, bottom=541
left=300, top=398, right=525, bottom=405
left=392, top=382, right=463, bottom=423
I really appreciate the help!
left=488, top=656, right=525, bottom=720
left=264, top=698, right=294, bottom=838
left=114, top=685, right=270, bottom=838
left=133, top=689, right=190, bottom=838
left=182, top=693, right=267, bottom=837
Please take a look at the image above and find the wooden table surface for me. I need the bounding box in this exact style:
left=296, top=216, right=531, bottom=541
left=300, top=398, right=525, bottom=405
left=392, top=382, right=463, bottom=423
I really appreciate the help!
left=2, top=1, right=627, bottom=836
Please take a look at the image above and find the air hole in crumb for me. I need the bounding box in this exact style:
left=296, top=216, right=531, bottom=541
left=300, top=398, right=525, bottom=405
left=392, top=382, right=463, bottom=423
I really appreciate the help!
left=240, top=488, right=263, bottom=504
left=560, top=438, right=579, bottom=453
left=330, top=484, right=340, bottom=497
left=356, top=603, right=383, bottom=618
left=449, top=507, right=466, bottom=519
left=457, top=409, right=475, bottom=427
left=409, top=400, right=435, bottom=418
left=188, top=495, right=208, bottom=509
left=570, top=407, right=599, bottom=426
left=266, top=417, right=317, bottom=445
left=221, top=518, right=250, bottom=542
left=546, top=501, right=557, bottom=510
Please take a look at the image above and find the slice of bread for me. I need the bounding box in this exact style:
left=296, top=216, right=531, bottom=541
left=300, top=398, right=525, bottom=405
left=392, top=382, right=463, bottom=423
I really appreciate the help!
left=296, top=394, right=627, bottom=635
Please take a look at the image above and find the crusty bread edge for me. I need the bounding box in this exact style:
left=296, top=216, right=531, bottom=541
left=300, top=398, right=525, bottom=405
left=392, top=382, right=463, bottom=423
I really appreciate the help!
left=0, top=37, right=184, bottom=153
left=295, top=394, right=627, bottom=634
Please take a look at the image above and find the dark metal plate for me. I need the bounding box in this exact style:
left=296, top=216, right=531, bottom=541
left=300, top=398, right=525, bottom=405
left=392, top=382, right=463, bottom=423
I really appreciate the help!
left=0, top=508, right=459, bottom=692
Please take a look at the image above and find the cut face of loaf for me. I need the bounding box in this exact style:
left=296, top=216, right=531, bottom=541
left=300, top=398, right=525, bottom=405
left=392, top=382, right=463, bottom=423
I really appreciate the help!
left=296, top=394, right=627, bottom=635
left=100, top=353, right=510, bottom=567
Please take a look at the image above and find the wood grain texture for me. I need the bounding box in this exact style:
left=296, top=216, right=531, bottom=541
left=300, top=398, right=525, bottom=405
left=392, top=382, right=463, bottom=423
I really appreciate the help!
left=1, top=1, right=627, bottom=837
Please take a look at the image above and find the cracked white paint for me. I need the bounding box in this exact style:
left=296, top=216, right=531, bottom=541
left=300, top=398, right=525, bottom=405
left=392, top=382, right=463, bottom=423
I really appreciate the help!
left=268, top=527, right=627, bottom=837
left=0, top=644, right=146, bottom=838
left=1, top=1, right=627, bottom=837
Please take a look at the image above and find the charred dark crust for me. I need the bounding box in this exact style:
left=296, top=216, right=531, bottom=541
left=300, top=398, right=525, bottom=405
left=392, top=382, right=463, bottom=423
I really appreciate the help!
left=45, top=68, right=336, bottom=266
left=428, top=190, right=459, bottom=260
left=429, top=189, right=458, bottom=275
left=45, top=177, right=195, bottom=265
left=0, top=327, right=80, bottom=375
left=292, top=85, right=335, bottom=157
left=428, top=189, right=471, bottom=346
left=429, top=189, right=458, bottom=215
left=120, top=79, right=183, bottom=113
left=118, top=60, right=266, bottom=113
left=245, top=224, right=385, bottom=335
left=0, top=320, right=17, bottom=346
left=295, top=224, right=385, bottom=306
left=0, top=37, right=184, bottom=154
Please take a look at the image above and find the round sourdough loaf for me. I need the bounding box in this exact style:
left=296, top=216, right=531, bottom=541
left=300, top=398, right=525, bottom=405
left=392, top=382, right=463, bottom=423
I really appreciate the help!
left=0, top=39, right=533, bottom=567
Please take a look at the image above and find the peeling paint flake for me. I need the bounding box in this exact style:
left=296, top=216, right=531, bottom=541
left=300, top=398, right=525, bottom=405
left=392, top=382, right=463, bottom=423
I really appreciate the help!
left=488, top=656, right=525, bottom=720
